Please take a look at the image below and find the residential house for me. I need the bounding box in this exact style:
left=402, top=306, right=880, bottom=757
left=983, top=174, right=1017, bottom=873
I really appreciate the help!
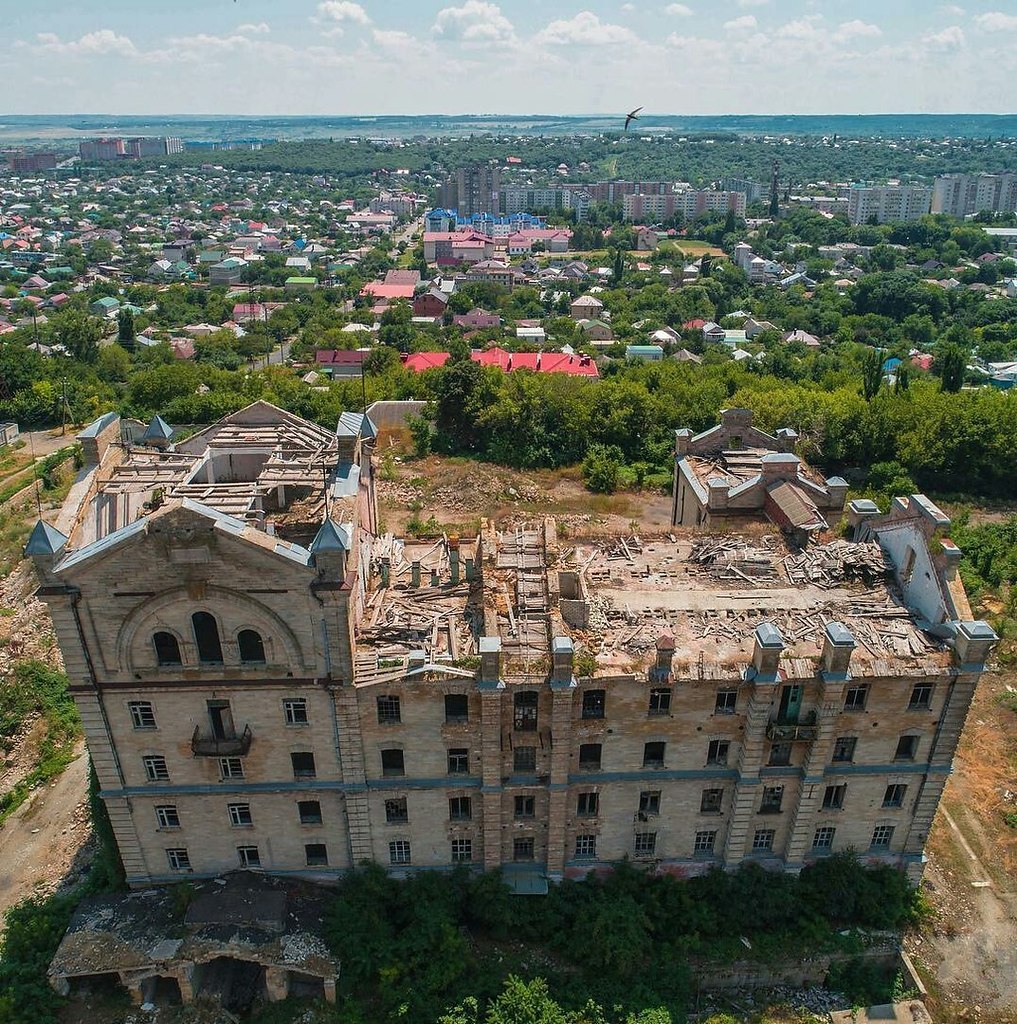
left=209, top=257, right=248, bottom=286
left=577, top=319, right=614, bottom=342
left=412, top=289, right=449, bottom=319
left=570, top=294, right=604, bottom=321
left=284, top=277, right=317, bottom=291
left=89, top=296, right=120, bottom=318
left=451, top=309, right=501, bottom=329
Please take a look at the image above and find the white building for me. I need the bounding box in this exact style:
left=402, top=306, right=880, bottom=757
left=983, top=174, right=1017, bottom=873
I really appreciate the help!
left=846, top=185, right=932, bottom=225
left=932, top=174, right=1017, bottom=218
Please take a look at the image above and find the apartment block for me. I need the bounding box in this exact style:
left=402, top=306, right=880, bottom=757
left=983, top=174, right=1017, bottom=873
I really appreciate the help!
left=846, top=184, right=932, bottom=225
left=623, top=189, right=747, bottom=222
left=28, top=404, right=996, bottom=892
left=499, top=187, right=590, bottom=220
left=932, top=173, right=1017, bottom=217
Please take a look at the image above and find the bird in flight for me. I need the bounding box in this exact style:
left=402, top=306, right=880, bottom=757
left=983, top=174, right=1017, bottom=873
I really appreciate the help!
left=624, top=107, right=643, bottom=131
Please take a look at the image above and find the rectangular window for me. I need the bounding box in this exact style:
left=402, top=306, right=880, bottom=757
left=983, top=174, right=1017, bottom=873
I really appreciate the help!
left=155, top=805, right=179, bottom=829
left=444, top=694, right=469, bottom=724
left=760, top=786, right=784, bottom=814
left=648, top=688, right=672, bottom=715
left=700, top=788, right=723, bottom=814
left=515, top=795, right=535, bottom=819
left=871, top=825, right=895, bottom=849
left=706, top=740, right=729, bottom=766
left=283, top=699, right=308, bottom=725
left=219, top=756, right=244, bottom=780
left=908, top=684, right=933, bottom=710
left=894, top=735, right=919, bottom=761
left=643, top=741, right=666, bottom=768
left=844, top=685, right=869, bottom=711
left=578, top=743, right=602, bottom=770
left=385, top=797, right=408, bottom=823
left=512, top=746, right=536, bottom=772
left=290, top=751, right=316, bottom=778
left=883, top=784, right=908, bottom=808
left=639, top=790, right=661, bottom=816
left=305, top=843, right=329, bottom=866
left=237, top=845, right=260, bottom=868
left=298, top=800, right=323, bottom=825
left=381, top=749, right=404, bottom=777
left=813, top=826, right=836, bottom=850
left=513, top=837, right=535, bottom=862
left=166, top=848, right=190, bottom=871
left=389, top=840, right=412, bottom=865
left=449, top=796, right=472, bottom=821
left=832, top=736, right=857, bottom=763
left=768, top=741, right=792, bottom=767
left=129, top=701, right=156, bottom=730
left=448, top=748, right=471, bottom=774
left=752, top=828, right=775, bottom=852
left=451, top=838, right=472, bottom=863
left=577, top=791, right=599, bottom=816
left=582, top=689, right=606, bottom=720
left=823, top=784, right=846, bottom=810
left=694, top=830, right=717, bottom=854
left=574, top=834, right=597, bottom=859
left=143, top=755, right=169, bottom=782
left=634, top=832, right=657, bottom=857
left=228, top=803, right=252, bottom=827
left=715, top=690, right=737, bottom=715
left=377, top=695, right=401, bottom=724
left=513, top=691, right=538, bottom=731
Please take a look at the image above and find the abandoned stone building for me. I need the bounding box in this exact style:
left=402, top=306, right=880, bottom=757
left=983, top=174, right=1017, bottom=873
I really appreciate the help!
left=27, top=402, right=996, bottom=893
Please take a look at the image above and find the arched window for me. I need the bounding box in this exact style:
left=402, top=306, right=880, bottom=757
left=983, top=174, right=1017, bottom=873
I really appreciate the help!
left=153, top=631, right=182, bottom=666
left=238, top=629, right=266, bottom=664
left=192, top=612, right=223, bottom=664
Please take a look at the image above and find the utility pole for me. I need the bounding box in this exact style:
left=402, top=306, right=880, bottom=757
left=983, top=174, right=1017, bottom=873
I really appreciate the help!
left=61, top=378, right=69, bottom=436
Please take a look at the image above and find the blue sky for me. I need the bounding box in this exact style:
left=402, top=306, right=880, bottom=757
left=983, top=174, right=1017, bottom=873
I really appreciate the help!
left=2, top=1, right=1015, bottom=115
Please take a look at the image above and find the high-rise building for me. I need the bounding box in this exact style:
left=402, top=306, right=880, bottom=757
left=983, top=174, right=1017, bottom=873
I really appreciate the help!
left=451, top=164, right=501, bottom=217
left=79, top=137, right=126, bottom=162
left=932, top=173, right=1017, bottom=217
left=720, top=178, right=764, bottom=204
left=622, top=189, right=746, bottom=222
left=7, top=150, right=58, bottom=173
left=846, top=184, right=932, bottom=225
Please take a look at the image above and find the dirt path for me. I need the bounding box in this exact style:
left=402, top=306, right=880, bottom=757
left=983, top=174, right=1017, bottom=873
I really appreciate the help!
left=0, top=741, right=92, bottom=921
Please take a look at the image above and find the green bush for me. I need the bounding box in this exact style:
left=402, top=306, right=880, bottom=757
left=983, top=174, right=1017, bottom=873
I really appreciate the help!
left=582, top=444, right=623, bottom=494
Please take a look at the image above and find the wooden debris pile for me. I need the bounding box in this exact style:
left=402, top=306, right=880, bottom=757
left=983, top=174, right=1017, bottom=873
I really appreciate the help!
left=689, top=536, right=779, bottom=582
left=784, top=541, right=890, bottom=588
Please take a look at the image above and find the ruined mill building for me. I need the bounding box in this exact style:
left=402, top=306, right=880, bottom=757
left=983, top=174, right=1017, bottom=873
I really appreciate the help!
left=27, top=402, right=996, bottom=892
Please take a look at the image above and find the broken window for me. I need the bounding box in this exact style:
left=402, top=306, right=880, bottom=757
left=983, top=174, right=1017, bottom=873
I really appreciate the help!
left=191, top=611, right=223, bottom=664
left=513, top=837, right=535, bottom=862
left=768, top=741, right=792, bottom=766
left=908, top=684, right=933, bottom=710
left=298, top=800, right=322, bottom=825
left=844, top=685, right=869, bottom=711
left=643, top=742, right=666, bottom=768
left=870, top=825, right=895, bottom=849
left=901, top=545, right=917, bottom=583
left=238, top=629, right=265, bottom=664
left=822, top=784, right=846, bottom=810
left=449, top=796, right=472, bottom=821
left=305, top=843, right=328, bottom=866
left=377, top=695, right=401, bottom=724
left=578, top=743, right=602, bottom=770
left=706, top=740, right=729, bottom=766
left=715, top=690, right=737, bottom=715
left=639, top=790, right=661, bottom=816
left=451, top=838, right=472, bottom=863
left=648, top=687, right=672, bottom=716
left=153, top=632, right=182, bottom=666
left=381, top=749, right=404, bottom=777
left=220, top=757, right=244, bottom=780
left=444, top=694, right=469, bottom=724
left=237, top=845, right=260, bottom=868
left=813, top=826, right=836, bottom=850
left=143, top=755, right=169, bottom=782
left=752, top=829, right=775, bottom=852
left=515, top=795, right=535, bottom=819
left=700, top=788, right=723, bottom=814
left=228, top=803, right=252, bottom=827
left=206, top=700, right=234, bottom=740
left=574, top=834, right=597, bottom=859
left=582, top=689, right=606, bottom=720
left=166, top=848, right=190, bottom=871
left=634, top=832, right=657, bottom=857
left=513, top=746, right=536, bottom=772
left=576, top=792, right=599, bottom=816
left=155, top=805, right=179, bottom=829
left=883, top=784, right=907, bottom=808
left=514, top=690, right=538, bottom=731
left=290, top=751, right=316, bottom=778
left=385, top=797, right=408, bottom=823
left=894, top=735, right=919, bottom=762
left=284, top=699, right=308, bottom=725
left=694, top=830, right=717, bottom=854
left=832, top=736, right=857, bottom=762
left=129, top=701, right=156, bottom=730
left=389, top=840, right=411, bottom=865
left=760, top=786, right=784, bottom=814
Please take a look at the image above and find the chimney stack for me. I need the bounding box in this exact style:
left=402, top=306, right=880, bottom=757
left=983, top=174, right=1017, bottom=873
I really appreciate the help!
left=821, top=622, right=856, bottom=679
left=751, top=623, right=784, bottom=681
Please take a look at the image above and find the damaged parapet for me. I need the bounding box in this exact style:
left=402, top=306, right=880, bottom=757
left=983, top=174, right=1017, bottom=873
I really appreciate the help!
left=749, top=622, right=784, bottom=682
left=820, top=621, right=856, bottom=680
left=953, top=621, right=999, bottom=669
left=650, top=634, right=675, bottom=682
left=550, top=636, right=576, bottom=688
left=309, top=519, right=351, bottom=580
left=558, top=569, right=589, bottom=628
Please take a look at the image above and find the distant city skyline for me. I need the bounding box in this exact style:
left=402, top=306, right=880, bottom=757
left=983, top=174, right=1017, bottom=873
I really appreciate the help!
left=2, top=1, right=1016, bottom=117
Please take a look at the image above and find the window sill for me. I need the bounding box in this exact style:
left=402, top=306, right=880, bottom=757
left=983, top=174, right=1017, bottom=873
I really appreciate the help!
left=285, top=722, right=310, bottom=728
left=378, top=720, right=403, bottom=727
left=758, top=808, right=783, bottom=815
left=699, top=809, right=723, bottom=816
left=385, top=819, right=409, bottom=826
left=293, top=774, right=318, bottom=781
left=230, top=823, right=254, bottom=829
left=300, top=821, right=323, bottom=828
left=642, top=763, right=666, bottom=771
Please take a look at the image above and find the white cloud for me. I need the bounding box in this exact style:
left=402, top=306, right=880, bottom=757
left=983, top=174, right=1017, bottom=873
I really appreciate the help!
left=939, top=4, right=964, bottom=14
left=975, top=11, right=1017, bottom=31
left=923, top=25, right=965, bottom=50
left=236, top=23, right=270, bottom=35
left=34, top=29, right=138, bottom=57
left=664, top=3, right=693, bottom=15
left=433, top=1, right=516, bottom=44
left=312, top=1, right=371, bottom=34
left=724, top=15, right=757, bottom=31
left=621, top=2, right=635, bottom=11
left=371, top=29, right=417, bottom=51
left=775, top=16, right=822, bottom=40
left=835, top=20, right=881, bottom=40
left=738, top=0, right=768, bottom=6
left=536, top=11, right=637, bottom=46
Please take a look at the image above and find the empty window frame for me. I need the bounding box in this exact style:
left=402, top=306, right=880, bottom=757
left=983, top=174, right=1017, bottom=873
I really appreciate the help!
left=237, top=845, right=261, bottom=868
left=298, top=800, right=323, bottom=825
left=693, top=830, right=717, bottom=854
left=813, top=826, right=836, bottom=850
left=377, top=695, right=401, bottom=725
left=907, top=682, right=933, bottom=710
left=290, top=751, right=316, bottom=778
left=578, top=743, right=602, bottom=770
left=768, top=741, right=792, bottom=767
left=832, top=736, right=857, bottom=762
left=129, top=701, right=156, bottom=730
left=844, top=684, right=869, bottom=711
left=752, top=828, right=775, bottom=852
left=634, top=832, right=657, bottom=857
left=883, top=784, right=908, bottom=808
left=513, top=690, right=538, bottom=731
left=451, top=838, right=472, bottom=863
left=639, top=790, right=661, bottom=816
left=191, top=611, right=224, bottom=664
left=648, top=687, right=672, bottom=715
left=305, top=843, right=329, bottom=866
left=237, top=629, right=265, bottom=663
left=894, top=735, right=919, bottom=761
left=166, top=848, right=191, bottom=871
left=822, top=784, right=846, bottom=810
left=385, top=797, right=408, bottom=823
left=381, top=749, right=404, bottom=777
left=153, top=631, right=182, bottom=667
left=574, top=834, right=597, bottom=859
left=444, top=693, right=469, bottom=724
left=228, top=803, right=253, bottom=827
left=513, top=746, right=536, bottom=773
left=515, top=795, right=536, bottom=819
left=870, top=825, right=895, bottom=849
left=219, top=757, right=244, bottom=780
left=449, top=796, right=472, bottom=821
left=389, top=840, right=411, bottom=865
left=576, top=791, right=599, bottom=816
left=448, top=748, right=471, bottom=774
left=700, top=788, right=723, bottom=814
left=715, top=689, right=738, bottom=714
left=582, top=689, right=606, bottom=720
left=155, top=805, right=179, bottom=829
left=706, top=740, right=729, bottom=766
left=643, top=742, right=666, bottom=768
left=284, top=699, right=308, bottom=725
left=143, top=755, right=169, bottom=782
left=760, top=786, right=784, bottom=814
left=513, top=837, right=535, bottom=862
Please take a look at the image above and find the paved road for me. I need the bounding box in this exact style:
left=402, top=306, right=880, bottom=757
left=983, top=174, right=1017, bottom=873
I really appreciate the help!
left=388, top=216, right=423, bottom=258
